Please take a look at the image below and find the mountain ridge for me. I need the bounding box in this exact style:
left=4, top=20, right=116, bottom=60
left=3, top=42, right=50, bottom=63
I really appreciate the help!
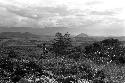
left=0, top=27, right=124, bottom=41
left=75, top=33, right=88, bottom=37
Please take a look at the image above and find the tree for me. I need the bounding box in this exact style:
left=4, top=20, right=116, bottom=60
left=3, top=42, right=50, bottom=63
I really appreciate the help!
left=51, top=32, right=72, bottom=56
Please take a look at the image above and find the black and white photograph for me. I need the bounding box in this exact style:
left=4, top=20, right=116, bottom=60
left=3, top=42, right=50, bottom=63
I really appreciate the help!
left=0, top=0, right=125, bottom=83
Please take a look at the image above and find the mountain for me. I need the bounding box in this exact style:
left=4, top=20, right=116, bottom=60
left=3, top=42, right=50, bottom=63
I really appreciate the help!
left=0, top=27, right=72, bottom=36
left=75, top=33, right=88, bottom=37
left=89, top=36, right=125, bottom=41
left=0, top=26, right=77, bottom=40
left=74, top=33, right=125, bottom=42
left=0, top=27, right=92, bottom=36
left=0, top=27, right=124, bottom=41
left=0, top=32, right=40, bottom=39
left=74, top=33, right=96, bottom=42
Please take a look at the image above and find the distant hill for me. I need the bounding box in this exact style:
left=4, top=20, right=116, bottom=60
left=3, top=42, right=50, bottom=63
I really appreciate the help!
left=0, top=32, right=40, bottom=39
left=74, top=33, right=125, bottom=42
left=74, top=33, right=96, bottom=42
left=0, top=27, right=72, bottom=36
left=0, top=26, right=78, bottom=40
left=0, top=27, right=124, bottom=41
left=90, top=36, right=125, bottom=41
left=75, top=33, right=88, bottom=37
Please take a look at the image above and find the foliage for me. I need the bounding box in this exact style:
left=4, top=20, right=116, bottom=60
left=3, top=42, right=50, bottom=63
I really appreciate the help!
left=84, top=38, right=125, bottom=65
left=0, top=55, right=49, bottom=83
left=67, top=46, right=85, bottom=60
left=0, top=33, right=125, bottom=83
left=51, top=32, right=72, bottom=56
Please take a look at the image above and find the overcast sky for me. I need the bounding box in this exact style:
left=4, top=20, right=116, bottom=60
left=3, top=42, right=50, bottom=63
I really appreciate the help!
left=0, top=0, right=125, bottom=36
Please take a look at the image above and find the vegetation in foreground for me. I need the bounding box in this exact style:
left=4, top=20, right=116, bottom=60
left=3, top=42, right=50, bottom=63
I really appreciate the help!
left=0, top=32, right=125, bottom=83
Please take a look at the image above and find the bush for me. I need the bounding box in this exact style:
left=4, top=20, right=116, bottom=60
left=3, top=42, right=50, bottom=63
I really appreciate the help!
left=84, top=38, right=125, bottom=65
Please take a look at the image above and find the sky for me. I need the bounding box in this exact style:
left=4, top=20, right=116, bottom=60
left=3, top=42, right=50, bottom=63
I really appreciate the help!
left=0, top=0, right=125, bottom=36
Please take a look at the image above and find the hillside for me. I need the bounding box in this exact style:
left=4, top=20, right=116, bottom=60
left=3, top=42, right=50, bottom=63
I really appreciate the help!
left=0, top=27, right=72, bottom=36
left=75, top=33, right=88, bottom=37
left=74, top=33, right=125, bottom=42
left=0, top=32, right=40, bottom=39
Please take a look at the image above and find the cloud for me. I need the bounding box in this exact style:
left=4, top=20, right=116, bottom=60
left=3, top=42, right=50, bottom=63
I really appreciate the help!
left=0, top=3, right=123, bottom=27
left=79, top=23, right=125, bottom=36
left=0, top=3, right=123, bottom=29
left=0, top=7, right=18, bottom=26
left=0, top=3, right=99, bottom=28
left=0, top=4, right=71, bottom=19
left=85, top=1, right=102, bottom=5
left=89, top=10, right=116, bottom=15
left=0, top=4, right=74, bottom=27
left=0, top=6, right=41, bottom=27
left=0, top=0, right=124, bottom=36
